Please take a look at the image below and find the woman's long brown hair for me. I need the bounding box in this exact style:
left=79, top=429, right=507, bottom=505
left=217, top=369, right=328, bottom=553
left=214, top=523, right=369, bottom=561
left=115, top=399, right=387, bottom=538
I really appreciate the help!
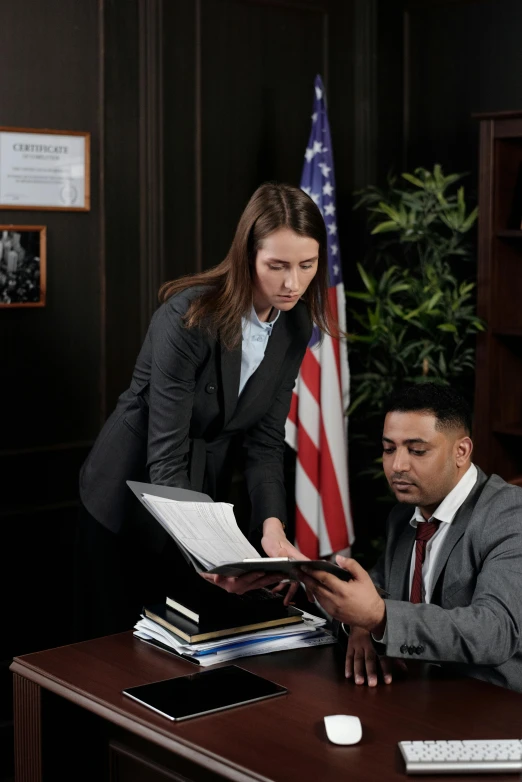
left=159, top=181, right=335, bottom=349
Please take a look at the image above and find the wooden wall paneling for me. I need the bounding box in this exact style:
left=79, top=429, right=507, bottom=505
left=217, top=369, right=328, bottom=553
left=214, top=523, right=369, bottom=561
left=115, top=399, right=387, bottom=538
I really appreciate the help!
left=103, top=0, right=142, bottom=414
left=353, top=0, right=378, bottom=190
left=198, top=0, right=330, bottom=269
left=1, top=2, right=105, bottom=775
left=0, top=1, right=102, bottom=447
left=472, top=118, right=494, bottom=471
left=138, top=0, right=166, bottom=333
left=162, top=1, right=199, bottom=281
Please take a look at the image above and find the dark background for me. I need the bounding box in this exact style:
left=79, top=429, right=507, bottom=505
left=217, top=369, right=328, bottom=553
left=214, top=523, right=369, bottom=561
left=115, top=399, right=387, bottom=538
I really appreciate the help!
left=2, top=0, right=522, bottom=775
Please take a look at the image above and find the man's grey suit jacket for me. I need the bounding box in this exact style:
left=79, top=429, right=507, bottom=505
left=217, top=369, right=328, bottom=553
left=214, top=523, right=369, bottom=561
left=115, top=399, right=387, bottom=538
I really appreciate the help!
left=371, top=468, right=522, bottom=692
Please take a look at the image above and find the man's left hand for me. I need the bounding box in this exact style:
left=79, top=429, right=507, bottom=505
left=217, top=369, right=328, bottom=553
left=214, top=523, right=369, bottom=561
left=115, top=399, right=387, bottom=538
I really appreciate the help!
left=299, top=556, right=386, bottom=635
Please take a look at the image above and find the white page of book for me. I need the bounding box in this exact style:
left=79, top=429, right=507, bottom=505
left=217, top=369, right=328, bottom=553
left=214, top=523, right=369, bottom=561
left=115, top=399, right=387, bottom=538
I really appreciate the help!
left=141, top=495, right=260, bottom=569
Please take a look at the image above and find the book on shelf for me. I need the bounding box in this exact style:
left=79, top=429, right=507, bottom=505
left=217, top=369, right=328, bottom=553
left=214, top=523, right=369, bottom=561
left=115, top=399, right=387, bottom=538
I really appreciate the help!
left=127, top=480, right=353, bottom=585
left=143, top=601, right=303, bottom=644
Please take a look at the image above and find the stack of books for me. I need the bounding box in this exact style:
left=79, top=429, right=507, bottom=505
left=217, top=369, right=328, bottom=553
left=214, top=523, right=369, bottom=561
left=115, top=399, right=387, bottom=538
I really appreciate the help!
left=134, top=592, right=335, bottom=667
left=128, top=481, right=337, bottom=664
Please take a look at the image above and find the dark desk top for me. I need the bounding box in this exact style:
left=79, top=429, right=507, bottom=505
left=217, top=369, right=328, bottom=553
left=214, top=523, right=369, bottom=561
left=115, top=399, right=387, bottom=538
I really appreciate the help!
left=11, top=632, right=522, bottom=782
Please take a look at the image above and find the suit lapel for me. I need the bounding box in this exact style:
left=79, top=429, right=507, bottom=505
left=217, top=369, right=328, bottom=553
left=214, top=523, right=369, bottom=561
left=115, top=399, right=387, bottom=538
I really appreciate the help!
left=388, top=521, right=416, bottom=599
left=429, top=468, right=488, bottom=596
left=233, top=312, right=291, bottom=421
left=219, top=342, right=241, bottom=428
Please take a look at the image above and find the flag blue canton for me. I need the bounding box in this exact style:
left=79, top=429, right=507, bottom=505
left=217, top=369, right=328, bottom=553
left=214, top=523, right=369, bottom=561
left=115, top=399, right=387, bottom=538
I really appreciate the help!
left=300, top=74, right=342, bottom=290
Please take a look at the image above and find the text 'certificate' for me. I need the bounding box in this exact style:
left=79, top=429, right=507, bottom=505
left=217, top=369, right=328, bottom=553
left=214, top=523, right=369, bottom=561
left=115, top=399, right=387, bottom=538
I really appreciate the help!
left=0, top=129, right=90, bottom=211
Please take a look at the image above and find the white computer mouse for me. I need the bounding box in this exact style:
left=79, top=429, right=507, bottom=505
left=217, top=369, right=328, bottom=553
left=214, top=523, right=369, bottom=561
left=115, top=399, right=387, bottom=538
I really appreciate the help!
left=324, top=714, right=362, bottom=745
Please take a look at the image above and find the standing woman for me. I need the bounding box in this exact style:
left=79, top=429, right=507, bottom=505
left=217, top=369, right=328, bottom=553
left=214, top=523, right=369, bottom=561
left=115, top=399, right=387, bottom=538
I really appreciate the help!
left=75, top=182, right=334, bottom=640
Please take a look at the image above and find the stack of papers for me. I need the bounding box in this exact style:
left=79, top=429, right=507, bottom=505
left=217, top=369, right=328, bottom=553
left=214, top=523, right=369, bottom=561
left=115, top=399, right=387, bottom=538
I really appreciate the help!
left=134, top=609, right=337, bottom=667
left=140, top=494, right=260, bottom=571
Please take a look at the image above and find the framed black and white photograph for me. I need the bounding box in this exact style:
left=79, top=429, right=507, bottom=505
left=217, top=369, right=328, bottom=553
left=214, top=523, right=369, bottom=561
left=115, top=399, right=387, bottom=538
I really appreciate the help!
left=0, top=225, right=46, bottom=307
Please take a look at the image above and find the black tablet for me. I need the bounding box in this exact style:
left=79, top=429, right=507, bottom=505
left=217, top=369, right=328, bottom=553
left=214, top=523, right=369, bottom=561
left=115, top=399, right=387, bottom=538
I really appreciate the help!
left=122, top=665, right=287, bottom=721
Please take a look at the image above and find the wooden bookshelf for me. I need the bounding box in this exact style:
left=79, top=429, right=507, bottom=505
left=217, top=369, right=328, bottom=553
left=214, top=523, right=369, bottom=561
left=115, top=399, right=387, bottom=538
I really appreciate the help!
left=474, top=111, right=522, bottom=480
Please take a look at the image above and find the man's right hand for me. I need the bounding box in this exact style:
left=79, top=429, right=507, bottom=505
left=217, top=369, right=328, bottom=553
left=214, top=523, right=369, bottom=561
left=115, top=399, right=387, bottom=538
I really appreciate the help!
left=345, top=626, right=407, bottom=687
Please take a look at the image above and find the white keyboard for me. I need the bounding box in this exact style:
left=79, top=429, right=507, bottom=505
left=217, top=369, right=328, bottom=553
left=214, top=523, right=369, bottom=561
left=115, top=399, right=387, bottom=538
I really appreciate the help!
left=399, top=739, right=522, bottom=775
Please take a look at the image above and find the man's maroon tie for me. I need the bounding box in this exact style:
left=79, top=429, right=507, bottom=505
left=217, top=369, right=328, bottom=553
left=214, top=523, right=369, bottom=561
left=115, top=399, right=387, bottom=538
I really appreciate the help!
left=410, top=520, right=441, bottom=604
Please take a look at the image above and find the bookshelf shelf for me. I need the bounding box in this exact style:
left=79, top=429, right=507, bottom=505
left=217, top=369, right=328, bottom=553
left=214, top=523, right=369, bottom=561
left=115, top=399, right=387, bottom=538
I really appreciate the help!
left=493, top=423, right=522, bottom=437
left=492, top=328, right=522, bottom=338
left=474, top=111, right=522, bottom=479
left=496, top=230, right=522, bottom=238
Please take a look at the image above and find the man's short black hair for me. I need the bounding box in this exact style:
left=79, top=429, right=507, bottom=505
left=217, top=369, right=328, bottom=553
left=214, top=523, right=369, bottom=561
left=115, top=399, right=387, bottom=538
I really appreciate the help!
left=384, top=383, right=472, bottom=435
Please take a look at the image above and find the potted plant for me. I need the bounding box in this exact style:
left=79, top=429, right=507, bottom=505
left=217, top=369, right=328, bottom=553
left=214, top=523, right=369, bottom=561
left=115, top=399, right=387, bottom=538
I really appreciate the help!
left=347, top=165, right=483, bottom=497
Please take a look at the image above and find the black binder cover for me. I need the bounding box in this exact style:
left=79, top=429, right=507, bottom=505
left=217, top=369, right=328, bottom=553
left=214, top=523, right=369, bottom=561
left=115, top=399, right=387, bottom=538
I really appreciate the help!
left=143, top=602, right=302, bottom=643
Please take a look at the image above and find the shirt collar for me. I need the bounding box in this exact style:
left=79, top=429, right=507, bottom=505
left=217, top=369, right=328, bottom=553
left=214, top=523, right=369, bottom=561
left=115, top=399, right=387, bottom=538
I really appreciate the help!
left=243, top=305, right=280, bottom=333
left=410, top=463, right=478, bottom=527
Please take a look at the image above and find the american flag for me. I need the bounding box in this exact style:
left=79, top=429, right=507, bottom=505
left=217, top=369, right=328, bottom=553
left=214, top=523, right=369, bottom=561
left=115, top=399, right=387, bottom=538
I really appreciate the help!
left=285, top=75, right=354, bottom=558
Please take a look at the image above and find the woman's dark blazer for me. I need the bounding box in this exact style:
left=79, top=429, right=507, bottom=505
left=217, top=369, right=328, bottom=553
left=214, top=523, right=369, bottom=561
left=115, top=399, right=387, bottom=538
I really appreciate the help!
left=80, top=286, right=312, bottom=536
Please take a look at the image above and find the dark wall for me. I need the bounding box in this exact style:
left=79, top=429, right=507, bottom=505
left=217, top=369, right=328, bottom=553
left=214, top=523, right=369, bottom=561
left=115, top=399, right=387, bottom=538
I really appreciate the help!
left=1, top=0, right=356, bottom=775
left=375, top=0, right=522, bottom=181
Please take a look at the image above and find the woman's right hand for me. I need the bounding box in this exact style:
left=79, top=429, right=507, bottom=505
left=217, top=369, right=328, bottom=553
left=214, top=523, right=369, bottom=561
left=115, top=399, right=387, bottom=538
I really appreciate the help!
left=345, top=625, right=407, bottom=686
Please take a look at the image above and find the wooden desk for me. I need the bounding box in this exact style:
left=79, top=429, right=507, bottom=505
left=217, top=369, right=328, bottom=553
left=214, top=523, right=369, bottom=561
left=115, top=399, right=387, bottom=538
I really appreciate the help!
left=11, top=633, right=522, bottom=782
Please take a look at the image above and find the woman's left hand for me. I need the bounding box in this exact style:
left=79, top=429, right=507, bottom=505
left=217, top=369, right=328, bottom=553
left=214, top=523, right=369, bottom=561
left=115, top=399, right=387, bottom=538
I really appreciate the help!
left=261, top=517, right=311, bottom=605
left=200, top=518, right=310, bottom=604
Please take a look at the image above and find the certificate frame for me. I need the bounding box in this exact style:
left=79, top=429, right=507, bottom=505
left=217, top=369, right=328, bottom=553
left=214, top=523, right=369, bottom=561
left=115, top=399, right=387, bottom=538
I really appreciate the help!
left=0, top=225, right=47, bottom=308
left=0, top=127, right=90, bottom=212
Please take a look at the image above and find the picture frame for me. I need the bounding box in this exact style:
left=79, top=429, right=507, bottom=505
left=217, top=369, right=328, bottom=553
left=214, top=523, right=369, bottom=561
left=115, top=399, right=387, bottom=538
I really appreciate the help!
left=0, top=127, right=90, bottom=211
left=0, top=225, right=47, bottom=308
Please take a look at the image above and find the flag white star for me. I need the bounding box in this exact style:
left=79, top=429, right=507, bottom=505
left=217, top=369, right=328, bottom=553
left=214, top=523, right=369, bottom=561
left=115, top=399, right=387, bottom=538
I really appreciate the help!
left=313, top=140, right=323, bottom=154
left=312, top=112, right=318, bottom=122
left=305, top=147, right=315, bottom=162
left=323, top=182, right=333, bottom=196
left=311, top=192, right=320, bottom=205
left=324, top=203, right=336, bottom=216
left=315, top=86, right=323, bottom=100
left=319, top=163, right=331, bottom=178
left=331, top=244, right=338, bottom=255
left=333, top=264, right=340, bottom=275
left=301, top=186, right=311, bottom=195
left=328, top=223, right=337, bottom=235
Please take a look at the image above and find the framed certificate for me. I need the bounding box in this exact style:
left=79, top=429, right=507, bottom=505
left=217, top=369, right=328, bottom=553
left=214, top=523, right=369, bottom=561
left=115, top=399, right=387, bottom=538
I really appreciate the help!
left=0, top=127, right=90, bottom=211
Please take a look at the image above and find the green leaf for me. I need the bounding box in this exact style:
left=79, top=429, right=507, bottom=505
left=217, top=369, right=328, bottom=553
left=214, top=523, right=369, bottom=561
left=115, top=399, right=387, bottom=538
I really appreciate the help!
left=357, top=263, right=375, bottom=294
left=370, top=220, right=401, bottom=235
left=401, top=173, right=425, bottom=188
left=437, top=323, right=458, bottom=332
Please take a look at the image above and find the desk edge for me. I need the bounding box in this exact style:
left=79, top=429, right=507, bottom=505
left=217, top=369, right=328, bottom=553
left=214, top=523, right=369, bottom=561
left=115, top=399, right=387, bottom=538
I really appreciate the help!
left=10, top=658, right=274, bottom=782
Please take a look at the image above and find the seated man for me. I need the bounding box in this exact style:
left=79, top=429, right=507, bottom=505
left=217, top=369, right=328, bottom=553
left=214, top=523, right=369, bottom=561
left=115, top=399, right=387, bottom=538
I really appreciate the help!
left=300, top=383, right=522, bottom=692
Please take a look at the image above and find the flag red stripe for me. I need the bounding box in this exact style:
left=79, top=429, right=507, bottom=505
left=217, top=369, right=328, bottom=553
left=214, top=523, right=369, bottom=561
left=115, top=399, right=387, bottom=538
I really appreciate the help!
left=297, top=419, right=319, bottom=489
left=328, top=287, right=342, bottom=384
left=299, top=348, right=320, bottom=405
left=295, top=505, right=319, bottom=559
left=319, top=416, right=349, bottom=551
left=288, top=391, right=298, bottom=425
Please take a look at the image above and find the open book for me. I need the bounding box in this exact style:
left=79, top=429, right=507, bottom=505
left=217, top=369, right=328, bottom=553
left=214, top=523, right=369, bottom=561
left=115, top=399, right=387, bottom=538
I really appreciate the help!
left=127, top=480, right=353, bottom=583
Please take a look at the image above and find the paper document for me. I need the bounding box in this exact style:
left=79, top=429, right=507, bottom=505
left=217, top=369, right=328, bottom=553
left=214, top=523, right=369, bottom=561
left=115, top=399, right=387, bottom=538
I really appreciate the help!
left=141, top=494, right=260, bottom=570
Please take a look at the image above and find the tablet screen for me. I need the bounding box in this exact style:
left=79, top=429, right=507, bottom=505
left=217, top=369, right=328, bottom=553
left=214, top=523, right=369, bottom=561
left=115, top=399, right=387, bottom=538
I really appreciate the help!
left=123, top=665, right=287, bottom=721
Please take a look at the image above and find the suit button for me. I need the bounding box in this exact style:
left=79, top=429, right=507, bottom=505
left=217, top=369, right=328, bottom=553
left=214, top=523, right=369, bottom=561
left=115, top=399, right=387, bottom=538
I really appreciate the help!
left=400, top=644, right=408, bottom=654
left=205, top=383, right=217, bottom=394
left=408, top=646, right=414, bottom=655
left=416, top=645, right=424, bottom=654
